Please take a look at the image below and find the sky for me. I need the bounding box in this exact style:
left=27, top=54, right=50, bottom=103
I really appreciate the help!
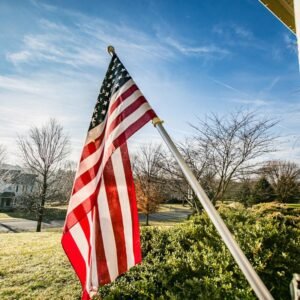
left=0, top=0, right=299, bottom=165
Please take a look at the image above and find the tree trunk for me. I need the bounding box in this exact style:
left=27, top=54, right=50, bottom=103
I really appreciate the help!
left=36, top=175, right=47, bottom=232
left=145, top=213, right=149, bottom=226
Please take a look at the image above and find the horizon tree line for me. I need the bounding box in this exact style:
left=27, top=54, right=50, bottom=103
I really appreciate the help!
left=0, top=110, right=300, bottom=229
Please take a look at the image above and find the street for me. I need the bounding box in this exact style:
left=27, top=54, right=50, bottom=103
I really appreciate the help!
left=0, top=205, right=192, bottom=233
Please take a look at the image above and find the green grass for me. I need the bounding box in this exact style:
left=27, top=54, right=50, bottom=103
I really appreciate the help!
left=0, top=204, right=191, bottom=299
left=286, top=203, right=300, bottom=208
left=0, top=231, right=81, bottom=300
left=157, top=204, right=191, bottom=212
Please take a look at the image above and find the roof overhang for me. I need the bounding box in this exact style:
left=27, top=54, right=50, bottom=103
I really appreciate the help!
left=259, top=0, right=296, bottom=34
left=260, top=0, right=300, bottom=70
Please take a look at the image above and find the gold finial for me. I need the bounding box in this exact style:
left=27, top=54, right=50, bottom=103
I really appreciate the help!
left=152, top=117, right=164, bottom=127
left=107, top=45, right=115, bottom=56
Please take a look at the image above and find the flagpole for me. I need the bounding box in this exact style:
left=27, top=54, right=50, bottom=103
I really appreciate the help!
left=151, top=117, right=273, bottom=300
left=106, top=45, right=273, bottom=300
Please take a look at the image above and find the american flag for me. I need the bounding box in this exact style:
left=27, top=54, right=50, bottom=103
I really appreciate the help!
left=61, top=52, right=157, bottom=299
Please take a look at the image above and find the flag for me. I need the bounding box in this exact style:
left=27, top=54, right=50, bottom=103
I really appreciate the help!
left=61, top=52, right=157, bottom=299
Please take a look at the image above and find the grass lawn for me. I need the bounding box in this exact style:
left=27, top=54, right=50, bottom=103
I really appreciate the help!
left=0, top=204, right=192, bottom=299
left=0, top=231, right=81, bottom=300
left=286, top=203, right=300, bottom=208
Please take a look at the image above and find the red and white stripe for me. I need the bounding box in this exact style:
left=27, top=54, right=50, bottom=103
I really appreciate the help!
left=62, top=78, right=156, bottom=299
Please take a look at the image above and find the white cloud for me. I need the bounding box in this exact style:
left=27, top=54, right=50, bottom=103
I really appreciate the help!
left=211, top=78, right=250, bottom=97
left=1, top=1, right=300, bottom=166
left=212, top=23, right=253, bottom=40
left=0, top=72, right=97, bottom=164
left=6, top=12, right=174, bottom=71
left=0, top=75, right=42, bottom=93
left=233, top=25, right=253, bottom=39
left=283, top=33, right=297, bottom=53
left=231, top=98, right=270, bottom=106
left=164, top=36, right=229, bottom=57
left=6, top=51, right=31, bottom=65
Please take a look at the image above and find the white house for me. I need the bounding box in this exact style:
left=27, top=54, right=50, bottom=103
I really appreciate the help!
left=0, top=165, right=37, bottom=210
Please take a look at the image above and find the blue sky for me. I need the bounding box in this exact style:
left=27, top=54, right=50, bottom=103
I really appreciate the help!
left=0, top=0, right=299, bottom=164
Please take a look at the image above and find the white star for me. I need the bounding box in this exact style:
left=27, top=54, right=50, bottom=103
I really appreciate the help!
left=105, top=92, right=109, bottom=96
left=101, top=110, right=106, bottom=115
left=118, top=75, right=122, bottom=80
left=103, top=101, right=108, bottom=105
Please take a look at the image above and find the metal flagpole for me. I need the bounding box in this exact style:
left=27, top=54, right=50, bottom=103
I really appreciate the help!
left=152, top=117, right=274, bottom=300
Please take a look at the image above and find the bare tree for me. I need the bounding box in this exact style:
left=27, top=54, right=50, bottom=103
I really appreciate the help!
left=190, top=110, right=277, bottom=204
left=161, top=138, right=215, bottom=212
left=261, top=160, right=300, bottom=203
left=133, top=144, right=165, bottom=226
left=17, top=119, right=70, bottom=231
left=50, top=160, right=76, bottom=204
left=0, top=144, right=7, bottom=166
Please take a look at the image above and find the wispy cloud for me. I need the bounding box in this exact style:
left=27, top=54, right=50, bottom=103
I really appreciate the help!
left=6, top=20, right=107, bottom=68
left=164, top=36, right=230, bottom=58
left=6, top=11, right=174, bottom=70
left=0, top=75, right=42, bottom=93
left=212, top=23, right=253, bottom=40
left=283, top=33, right=297, bottom=53
left=231, top=98, right=270, bottom=106
left=211, top=77, right=278, bottom=107
left=211, top=78, right=250, bottom=97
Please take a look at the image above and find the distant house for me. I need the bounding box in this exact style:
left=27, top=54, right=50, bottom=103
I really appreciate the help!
left=0, top=165, right=37, bottom=210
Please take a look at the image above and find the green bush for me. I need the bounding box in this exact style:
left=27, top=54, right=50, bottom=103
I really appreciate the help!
left=253, top=176, right=275, bottom=204
left=99, top=203, right=300, bottom=299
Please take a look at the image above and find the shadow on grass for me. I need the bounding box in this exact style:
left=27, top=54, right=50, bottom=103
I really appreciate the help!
left=0, top=222, right=19, bottom=232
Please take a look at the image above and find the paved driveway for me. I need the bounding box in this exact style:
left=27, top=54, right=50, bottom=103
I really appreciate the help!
left=0, top=206, right=192, bottom=232
left=0, top=219, right=65, bottom=233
